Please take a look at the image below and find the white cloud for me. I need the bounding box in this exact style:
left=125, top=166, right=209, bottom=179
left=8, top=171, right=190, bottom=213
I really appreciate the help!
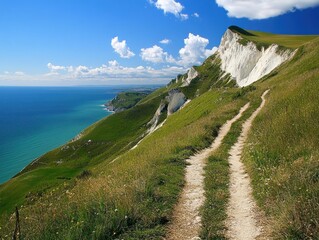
left=152, top=0, right=183, bottom=15
left=140, top=45, right=176, bottom=63
left=180, top=13, right=189, bottom=20
left=160, top=38, right=171, bottom=44
left=108, top=60, right=119, bottom=67
left=111, top=36, right=135, bottom=58
left=47, top=63, right=74, bottom=75
left=150, top=0, right=189, bottom=19
left=141, top=33, right=218, bottom=67
left=47, top=62, right=66, bottom=71
left=177, top=33, right=217, bottom=67
left=193, top=13, right=200, bottom=17
left=216, top=0, right=319, bottom=19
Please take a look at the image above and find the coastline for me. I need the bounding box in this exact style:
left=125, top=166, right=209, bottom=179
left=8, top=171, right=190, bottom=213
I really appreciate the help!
left=0, top=87, right=117, bottom=184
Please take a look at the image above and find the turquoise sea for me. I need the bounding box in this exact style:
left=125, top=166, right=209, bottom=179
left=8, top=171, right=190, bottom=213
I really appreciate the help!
left=0, top=86, right=137, bottom=184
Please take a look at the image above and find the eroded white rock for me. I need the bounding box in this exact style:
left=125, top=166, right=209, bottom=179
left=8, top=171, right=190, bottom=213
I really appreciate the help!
left=217, top=29, right=294, bottom=87
left=181, top=67, right=198, bottom=87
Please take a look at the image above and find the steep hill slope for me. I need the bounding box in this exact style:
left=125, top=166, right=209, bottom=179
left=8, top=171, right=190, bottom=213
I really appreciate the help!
left=0, top=27, right=318, bottom=239
left=242, top=36, right=319, bottom=239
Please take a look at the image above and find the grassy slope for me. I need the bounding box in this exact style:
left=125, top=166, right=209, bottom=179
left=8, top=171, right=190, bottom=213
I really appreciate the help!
left=138, top=85, right=171, bottom=105
left=243, top=37, right=319, bottom=239
left=247, top=30, right=318, bottom=48
left=230, top=25, right=317, bottom=49
left=180, top=55, right=235, bottom=100
left=201, top=31, right=319, bottom=239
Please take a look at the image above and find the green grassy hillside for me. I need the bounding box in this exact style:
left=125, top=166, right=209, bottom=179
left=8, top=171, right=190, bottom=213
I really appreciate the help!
left=230, top=25, right=317, bottom=49
left=242, top=37, right=319, bottom=239
left=1, top=27, right=318, bottom=239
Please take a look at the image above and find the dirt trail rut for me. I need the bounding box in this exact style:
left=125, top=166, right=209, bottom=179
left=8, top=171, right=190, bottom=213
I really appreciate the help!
left=166, top=103, right=250, bottom=240
left=226, top=90, right=269, bottom=240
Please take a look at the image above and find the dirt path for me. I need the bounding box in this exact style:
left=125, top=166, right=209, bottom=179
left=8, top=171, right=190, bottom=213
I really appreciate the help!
left=166, top=103, right=250, bottom=240
left=226, top=90, right=269, bottom=240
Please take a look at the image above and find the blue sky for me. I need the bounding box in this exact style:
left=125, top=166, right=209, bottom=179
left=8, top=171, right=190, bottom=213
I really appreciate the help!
left=0, top=0, right=318, bottom=86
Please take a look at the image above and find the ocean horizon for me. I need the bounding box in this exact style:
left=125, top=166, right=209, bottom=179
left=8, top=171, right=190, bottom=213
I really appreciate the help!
left=0, top=85, right=159, bottom=184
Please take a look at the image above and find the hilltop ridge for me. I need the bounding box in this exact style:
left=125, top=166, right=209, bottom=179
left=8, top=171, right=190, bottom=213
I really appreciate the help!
left=229, top=25, right=318, bottom=48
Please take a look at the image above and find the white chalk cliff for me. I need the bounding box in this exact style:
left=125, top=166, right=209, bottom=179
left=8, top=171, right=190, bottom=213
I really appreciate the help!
left=217, top=29, right=295, bottom=87
left=181, top=67, right=198, bottom=87
left=147, top=102, right=166, bottom=134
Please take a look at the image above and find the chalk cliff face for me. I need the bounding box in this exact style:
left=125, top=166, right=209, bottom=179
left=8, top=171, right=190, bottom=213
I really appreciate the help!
left=181, top=67, right=198, bottom=87
left=148, top=89, right=186, bottom=132
left=147, top=101, right=167, bottom=134
left=217, top=29, right=294, bottom=87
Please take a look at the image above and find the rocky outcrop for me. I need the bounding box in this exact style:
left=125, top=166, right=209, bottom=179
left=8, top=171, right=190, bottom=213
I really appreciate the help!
left=147, top=102, right=167, bottom=133
left=217, top=29, right=295, bottom=87
left=147, top=89, right=187, bottom=133
left=166, top=89, right=187, bottom=115
left=181, top=67, right=198, bottom=87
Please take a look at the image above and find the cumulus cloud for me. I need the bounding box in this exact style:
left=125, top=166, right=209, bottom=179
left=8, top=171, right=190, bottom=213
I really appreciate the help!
left=216, top=0, right=319, bottom=19
left=141, top=33, right=217, bottom=67
left=140, top=45, right=175, bottom=63
left=150, top=0, right=189, bottom=19
left=108, top=60, right=119, bottom=67
left=111, top=36, right=135, bottom=58
left=177, top=33, right=218, bottom=67
left=160, top=38, right=171, bottom=44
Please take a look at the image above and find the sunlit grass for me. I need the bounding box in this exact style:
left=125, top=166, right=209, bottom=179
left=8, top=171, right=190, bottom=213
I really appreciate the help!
left=230, top=26, right=318, bottom=49
left=243, top=37, right=319, bottom=238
